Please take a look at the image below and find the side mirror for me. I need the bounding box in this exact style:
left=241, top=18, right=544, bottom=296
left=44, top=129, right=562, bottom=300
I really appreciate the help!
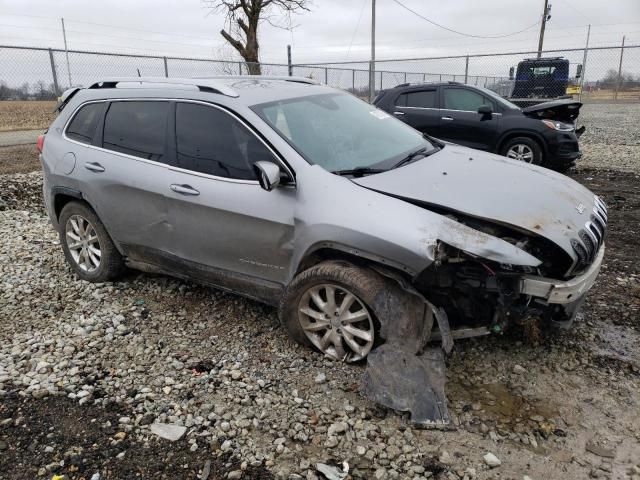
left=477, top=105, right=493, bottom=115
left=253, top=161, right=281, bottom=191
left=509, top=66, right=515, bottom=80
left=576, top=64, right=583, bottom=79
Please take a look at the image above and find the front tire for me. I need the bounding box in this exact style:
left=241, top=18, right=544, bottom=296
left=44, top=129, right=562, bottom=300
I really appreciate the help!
left=58, top=201, right=124, bottom=282
left=501, top=137, right=543, bottom=165
left=279, top=261, right=385, bottom=362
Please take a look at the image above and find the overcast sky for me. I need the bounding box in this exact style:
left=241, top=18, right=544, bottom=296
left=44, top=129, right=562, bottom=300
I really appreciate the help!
left=1, top=0, right=639, bottom=64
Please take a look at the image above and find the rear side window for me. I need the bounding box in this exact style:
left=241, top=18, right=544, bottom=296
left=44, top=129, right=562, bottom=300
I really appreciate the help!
left=397, top=90, right=437, bottom=108
left=443, top=88, right=494, bottom=112
left=103, top=101, right=169, bottom=161
left=175, top=102, right=274, bottom=180
left=66, top=103, right=103, bottom=144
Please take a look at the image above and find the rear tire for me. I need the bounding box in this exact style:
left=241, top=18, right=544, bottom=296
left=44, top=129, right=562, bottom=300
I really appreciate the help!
left=279, top=261, right=385, bottom=362
left=500, top=137, right=543, bottom=165
left=58, top=201, right=125, bottom=282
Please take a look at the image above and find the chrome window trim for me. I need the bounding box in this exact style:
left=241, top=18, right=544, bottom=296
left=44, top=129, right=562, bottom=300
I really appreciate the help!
left=396, top=106, right=502, bottom=115
left=62, top=97, right=296, bottom=187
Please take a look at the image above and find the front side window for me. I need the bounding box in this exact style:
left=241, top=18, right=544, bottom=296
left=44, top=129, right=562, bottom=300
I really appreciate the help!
left=253, top=93, right=434, bottom=172
left=103, top=101, right=169, bottom=161
left=443, top=88, right=494, bottom=112
left=175, top=102, right=276, bottom=180
left=66, top=102, right=103, bottom=144
left=403, top=90, right=437, bottom=109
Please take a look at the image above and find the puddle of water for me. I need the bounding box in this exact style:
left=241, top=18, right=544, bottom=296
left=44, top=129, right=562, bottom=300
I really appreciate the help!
left=592, top=320, right=640, bottom=368
left=449, top=381, right=557, bottom=428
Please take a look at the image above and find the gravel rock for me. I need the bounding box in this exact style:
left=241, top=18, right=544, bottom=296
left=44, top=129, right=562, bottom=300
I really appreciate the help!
left=484, top=452, right=502, bottom=467
left=149, top=423, right=187, bottom=441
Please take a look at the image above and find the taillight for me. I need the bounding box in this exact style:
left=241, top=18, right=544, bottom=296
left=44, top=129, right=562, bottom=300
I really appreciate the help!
left=36, top=134, right=44, bottom=153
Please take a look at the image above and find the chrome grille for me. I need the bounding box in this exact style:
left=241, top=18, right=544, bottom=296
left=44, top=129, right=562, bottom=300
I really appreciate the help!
left=571, top=195, right=607, bottom=273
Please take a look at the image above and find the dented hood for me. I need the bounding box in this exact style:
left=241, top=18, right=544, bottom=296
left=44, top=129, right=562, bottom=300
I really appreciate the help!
left=354, top=145, right=596, bottom=260
left=521, top=99, right=582, bottom=122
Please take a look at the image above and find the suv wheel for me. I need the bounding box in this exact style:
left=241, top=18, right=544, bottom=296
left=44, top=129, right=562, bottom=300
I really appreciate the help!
left=501, top=137, right=543, bottom=165
left=59, top=201, right=124, bottom=282
left=279, top=261, right=384, bottom=362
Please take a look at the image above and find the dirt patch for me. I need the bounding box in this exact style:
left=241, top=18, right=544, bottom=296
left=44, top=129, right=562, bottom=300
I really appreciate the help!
left=0, top=101, right=56, bottom=132
left=0, top=145, right=40, bottom=174
left=0, top=393, right=273, bottom=480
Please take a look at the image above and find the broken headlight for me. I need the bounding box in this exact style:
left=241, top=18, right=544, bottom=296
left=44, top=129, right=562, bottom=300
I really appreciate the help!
left=541, top=119, right=574, bottom=132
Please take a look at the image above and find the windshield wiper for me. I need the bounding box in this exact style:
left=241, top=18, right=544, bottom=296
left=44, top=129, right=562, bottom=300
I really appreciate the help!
left=331, top=167, right=386, bottom=177
left=391, top=147, right=429, bottom=169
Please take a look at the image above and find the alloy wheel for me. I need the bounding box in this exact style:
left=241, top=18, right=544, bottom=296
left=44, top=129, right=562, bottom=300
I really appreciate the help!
left=297, top=283, right=374, bottom=362
left=506, top=144, right=534, bottom=163
left=65, top=214, right=101, bottom=272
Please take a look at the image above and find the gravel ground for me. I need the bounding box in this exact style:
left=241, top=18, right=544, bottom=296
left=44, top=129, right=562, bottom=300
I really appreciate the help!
left=0, top=141, right=639, bottom=478
left=1, top=170, right=639, bottom=480
left=578, top=103, right=640, bottom=173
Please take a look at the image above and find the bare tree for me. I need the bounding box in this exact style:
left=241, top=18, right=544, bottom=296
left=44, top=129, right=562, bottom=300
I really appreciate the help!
left=204, top=0, right=310, bottom=75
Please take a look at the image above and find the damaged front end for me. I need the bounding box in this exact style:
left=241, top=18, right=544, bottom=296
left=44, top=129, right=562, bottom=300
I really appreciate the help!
left=361, top=215, right=605, bottom=427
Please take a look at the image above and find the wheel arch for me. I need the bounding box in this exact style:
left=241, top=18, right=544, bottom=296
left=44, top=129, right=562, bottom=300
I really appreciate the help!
left=292, top=243, right=416, bottom=284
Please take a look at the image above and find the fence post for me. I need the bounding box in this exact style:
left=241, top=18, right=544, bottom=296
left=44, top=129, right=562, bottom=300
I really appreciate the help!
left=464, top=55, right=469, bottom=84
left=423, top=73, right=426, bottom=82
left=163, top=57, right=169, bottom=78
left=48, top=48, right=60, bottom=96
left=404, top=72, right=407, bottom=83
left=325, top=67, right=328, bottom=84
left=287, top=45, right=292, bottom=76
left=352, top=69, right=355, bottom=91
left=239, top=62, right=243, bottom=75
left=379, top=70, right=382, bottom=91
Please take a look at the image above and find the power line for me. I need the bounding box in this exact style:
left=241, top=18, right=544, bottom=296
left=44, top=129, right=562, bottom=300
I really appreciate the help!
left=389, top=0, right=541, bottom=38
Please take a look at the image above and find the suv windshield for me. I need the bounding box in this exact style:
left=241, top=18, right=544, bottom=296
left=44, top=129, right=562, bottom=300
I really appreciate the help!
left=476, top=86, right=520, bottom=110
left=252, top=93, right=434, bottom=172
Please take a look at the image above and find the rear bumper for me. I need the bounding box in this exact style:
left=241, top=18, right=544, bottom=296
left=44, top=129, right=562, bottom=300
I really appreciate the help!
left=518, top=245, right=604, bottom=304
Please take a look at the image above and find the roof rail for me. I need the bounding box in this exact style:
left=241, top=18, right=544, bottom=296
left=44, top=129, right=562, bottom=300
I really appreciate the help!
left=87, top=77, right=240, bottom=98
left=197, top=75, right=319, bottom=85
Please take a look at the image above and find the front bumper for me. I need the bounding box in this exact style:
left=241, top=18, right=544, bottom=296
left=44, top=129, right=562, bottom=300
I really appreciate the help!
left=544, top=129, right=583, bottom=164
left=518, top=245, right=605, bottom=304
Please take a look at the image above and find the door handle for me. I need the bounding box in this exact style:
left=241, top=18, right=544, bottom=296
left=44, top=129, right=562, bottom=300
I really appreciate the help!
left=393, top=111, right=405, bottom=116
left=441, top=116, right=454, bottom=121
left=170, top=184, right=200, bottom=196
left=84, top=162, right=105, bottom=173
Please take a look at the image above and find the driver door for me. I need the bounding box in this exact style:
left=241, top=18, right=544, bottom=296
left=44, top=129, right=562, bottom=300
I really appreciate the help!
left=164, top=101, right=296, bottom=293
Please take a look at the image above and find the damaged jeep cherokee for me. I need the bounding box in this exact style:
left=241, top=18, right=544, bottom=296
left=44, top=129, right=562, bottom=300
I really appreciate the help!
left=40, top=77, right=606, bottom=423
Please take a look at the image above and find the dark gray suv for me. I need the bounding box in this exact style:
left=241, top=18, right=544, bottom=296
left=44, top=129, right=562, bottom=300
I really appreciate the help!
left=40, top=76, right=606, bottom=365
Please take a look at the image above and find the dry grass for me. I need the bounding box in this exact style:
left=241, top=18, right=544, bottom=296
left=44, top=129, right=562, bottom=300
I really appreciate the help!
left=0, top=145, right=40, bottom=174
left=0, top=101, right=57, bottom=132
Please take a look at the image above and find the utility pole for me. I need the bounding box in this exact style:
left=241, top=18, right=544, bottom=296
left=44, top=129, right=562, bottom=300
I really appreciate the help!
left=536, top=0, right=551, bottom=58
left=614, top=35, right=626, bottom=100
left=578, top=24, right=590, bottom=101
left=369, top=0, right=376, bottom=102
left=61, top=18, right=72, bottom=87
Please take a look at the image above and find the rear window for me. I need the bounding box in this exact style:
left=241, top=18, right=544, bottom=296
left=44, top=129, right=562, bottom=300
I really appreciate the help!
left=397, top=90, right=437, bottom=109
left=103, top=101, right=169, bottom=161
left=66, top=103, right=103, bottom=144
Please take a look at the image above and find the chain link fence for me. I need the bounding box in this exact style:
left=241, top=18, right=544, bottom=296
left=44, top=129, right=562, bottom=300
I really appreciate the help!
left=1, top=43, right=639, bottom=145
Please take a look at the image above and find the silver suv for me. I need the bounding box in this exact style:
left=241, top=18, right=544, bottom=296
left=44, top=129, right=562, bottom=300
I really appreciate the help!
left=40, top=76, right=606, bottom=365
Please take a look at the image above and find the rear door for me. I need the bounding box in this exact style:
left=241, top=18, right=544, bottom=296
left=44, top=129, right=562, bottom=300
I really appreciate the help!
left=164, top=101, right=296, bottom=292
left=72, top=99, right=173, bottom=262
left=439, top=86, right=500, bottom=150
left=391, top=88, right=441, bottom=136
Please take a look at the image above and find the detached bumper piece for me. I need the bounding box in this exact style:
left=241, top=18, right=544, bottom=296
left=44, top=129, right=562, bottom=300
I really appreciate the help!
left=363, top=269, right=452, bottom=428
left=362, top=345, right=450, bottom=427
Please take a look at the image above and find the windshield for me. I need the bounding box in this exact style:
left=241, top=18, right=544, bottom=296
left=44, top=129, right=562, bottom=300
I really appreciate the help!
left=252, top=92, right=434, bottom=172
left=477, top=86, right=520, bottom=110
